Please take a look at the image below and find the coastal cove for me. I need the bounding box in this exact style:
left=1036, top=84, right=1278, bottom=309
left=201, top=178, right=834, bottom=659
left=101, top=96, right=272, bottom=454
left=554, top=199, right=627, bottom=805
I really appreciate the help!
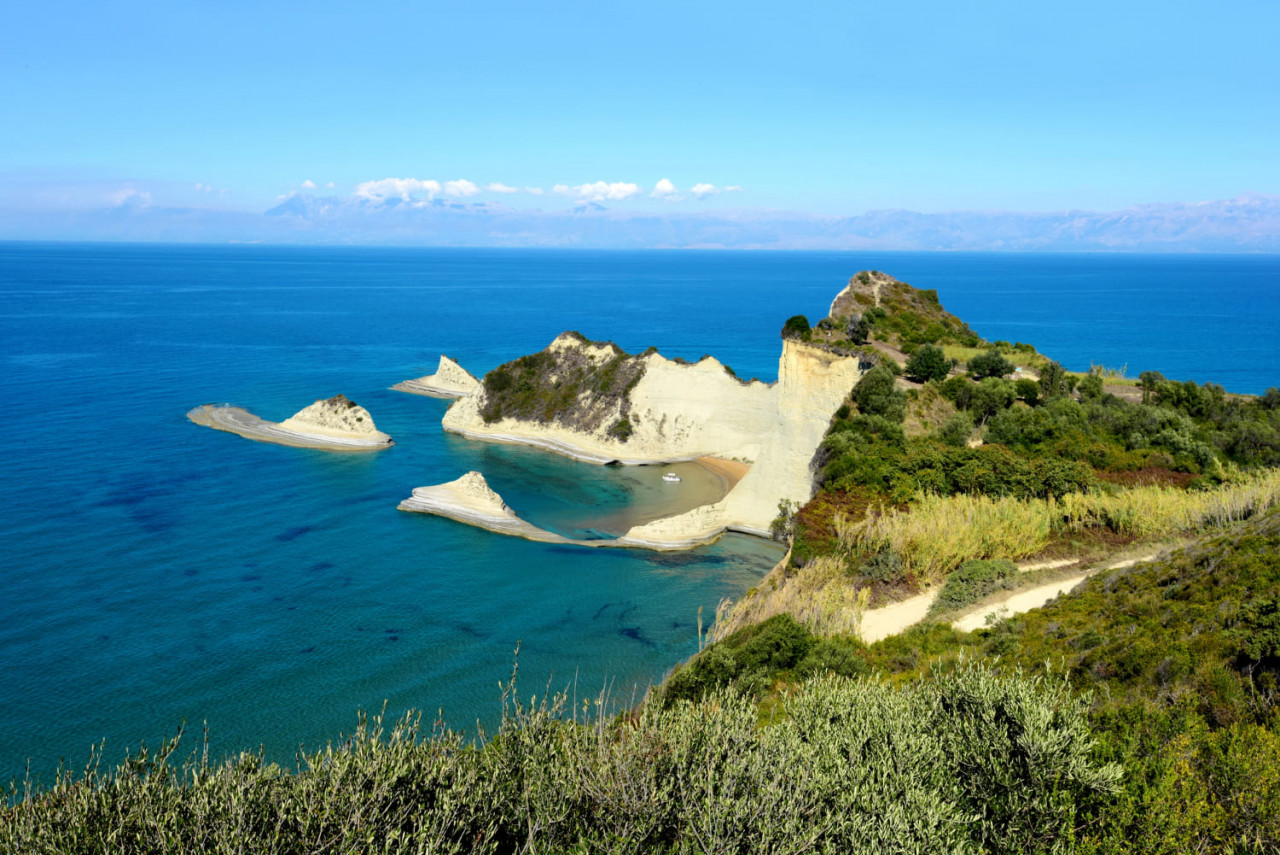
left=2, top=243, right=1279, bottom=786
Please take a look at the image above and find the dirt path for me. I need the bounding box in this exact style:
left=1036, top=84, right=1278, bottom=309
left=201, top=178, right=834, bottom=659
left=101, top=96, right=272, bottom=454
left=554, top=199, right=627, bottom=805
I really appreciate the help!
left=860, top=589, right=938, bottom=644
left=949, top=551, right=1160, bottom=633
left=856, top=550, right=1162, bottom=643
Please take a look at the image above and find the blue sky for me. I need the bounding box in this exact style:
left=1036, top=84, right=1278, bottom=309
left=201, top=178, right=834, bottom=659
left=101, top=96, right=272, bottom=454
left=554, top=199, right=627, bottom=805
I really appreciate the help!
left=2, top=0, right=1278, bottom=240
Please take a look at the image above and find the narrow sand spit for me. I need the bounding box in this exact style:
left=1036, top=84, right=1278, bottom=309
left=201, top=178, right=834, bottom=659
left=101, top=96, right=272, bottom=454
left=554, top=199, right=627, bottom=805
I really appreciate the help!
left=391, top=356, right=480, bottom=399
left=187, top=405, right=393, bottom=452
left=398, top=472, right=583, bottom=545
left=398, top=472, right=724, bottom=552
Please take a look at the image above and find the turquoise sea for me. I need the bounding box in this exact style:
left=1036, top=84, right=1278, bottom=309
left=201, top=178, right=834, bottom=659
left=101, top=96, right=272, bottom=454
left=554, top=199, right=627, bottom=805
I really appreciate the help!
left=2, top=244, right=1278, bottom=785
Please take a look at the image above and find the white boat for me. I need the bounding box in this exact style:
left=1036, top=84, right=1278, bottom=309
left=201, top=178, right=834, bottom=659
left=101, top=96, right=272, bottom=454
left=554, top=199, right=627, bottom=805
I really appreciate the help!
left=662, top=472, right=681, bottom=483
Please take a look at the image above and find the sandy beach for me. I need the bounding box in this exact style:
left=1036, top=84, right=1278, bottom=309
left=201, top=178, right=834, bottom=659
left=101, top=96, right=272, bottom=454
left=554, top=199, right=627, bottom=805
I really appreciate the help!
left=694, top=456, right=750, bottom=491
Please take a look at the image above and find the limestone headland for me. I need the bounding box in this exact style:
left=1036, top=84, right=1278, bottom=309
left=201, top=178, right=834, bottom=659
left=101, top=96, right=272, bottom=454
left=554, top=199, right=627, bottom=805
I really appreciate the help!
left=428, top=302, right=880, bottom=545
left=391, top=355, right=480, bottom=399
left=188, top=394, right=393, bottom=451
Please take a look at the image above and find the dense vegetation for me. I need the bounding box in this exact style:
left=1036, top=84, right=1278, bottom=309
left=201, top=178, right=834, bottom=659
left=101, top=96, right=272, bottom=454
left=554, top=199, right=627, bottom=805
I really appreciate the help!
left=478, top=333, right=647, bottom=437
left=3, top=664, right=1120, bottom=854
left=666, top=506, right=1280, bottom=852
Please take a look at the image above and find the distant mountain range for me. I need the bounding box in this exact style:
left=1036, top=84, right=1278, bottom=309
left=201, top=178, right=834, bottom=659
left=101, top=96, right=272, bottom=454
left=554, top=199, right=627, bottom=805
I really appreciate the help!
left=6, top=192, right=1279, bottom=251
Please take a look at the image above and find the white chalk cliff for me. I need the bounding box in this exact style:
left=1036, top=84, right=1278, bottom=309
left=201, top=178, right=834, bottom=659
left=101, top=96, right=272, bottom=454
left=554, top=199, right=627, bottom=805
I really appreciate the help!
left=438, top=336, right=865, bottom=545
left=392, top=355, right=481, bottom=398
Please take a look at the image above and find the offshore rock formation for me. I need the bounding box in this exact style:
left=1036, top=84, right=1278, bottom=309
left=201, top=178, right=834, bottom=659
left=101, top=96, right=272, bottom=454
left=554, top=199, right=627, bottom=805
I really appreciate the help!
left=392, top=355, right=480, bottom=399
left=188, top=394, right=393, bottom=451
left=431, top=327, right=869, bottom=544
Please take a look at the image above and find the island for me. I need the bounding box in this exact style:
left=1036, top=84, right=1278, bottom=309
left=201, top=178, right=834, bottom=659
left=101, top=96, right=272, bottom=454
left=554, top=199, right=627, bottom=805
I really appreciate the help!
left=391, top=355, right=480, bottom=398
left=188, top=394, right=393, bottom=451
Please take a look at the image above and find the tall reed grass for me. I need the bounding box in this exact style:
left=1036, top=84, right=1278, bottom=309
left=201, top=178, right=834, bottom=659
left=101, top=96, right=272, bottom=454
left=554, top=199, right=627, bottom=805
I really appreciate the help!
left=835, top=468, right=1280, bottom=583
left=710, top=555, right=867, bottom=642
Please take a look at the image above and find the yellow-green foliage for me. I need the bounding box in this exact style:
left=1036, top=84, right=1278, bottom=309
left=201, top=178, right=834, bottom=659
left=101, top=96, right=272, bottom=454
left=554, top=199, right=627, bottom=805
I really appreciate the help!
left=711, top=554, right=868, bottom=642
left=836, top=468, right=1280, bottom=583
left=1056, top=468, right=1280, bottom=537
left=837, top=493, right=1054, bottom=583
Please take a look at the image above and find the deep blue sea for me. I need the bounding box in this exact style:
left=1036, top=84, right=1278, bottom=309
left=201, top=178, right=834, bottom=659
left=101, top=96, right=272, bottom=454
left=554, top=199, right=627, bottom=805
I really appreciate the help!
left=2, top=244, right=1278, bottom=785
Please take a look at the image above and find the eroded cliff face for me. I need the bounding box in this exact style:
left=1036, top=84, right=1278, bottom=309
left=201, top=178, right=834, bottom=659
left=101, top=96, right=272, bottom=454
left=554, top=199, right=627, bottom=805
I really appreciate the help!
left=442, top=334, right=776, bottom=464
left=620, top=340, right=867, bottom=540
left=721, top=340, right=868, bottom=532
left=278, top=394, right=390, bottom=441
left=440, top=335, right=865, bottom=542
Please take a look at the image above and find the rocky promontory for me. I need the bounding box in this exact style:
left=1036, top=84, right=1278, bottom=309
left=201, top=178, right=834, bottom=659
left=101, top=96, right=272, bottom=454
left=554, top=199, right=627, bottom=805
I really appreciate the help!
left=188, top=394, right=393, bottom=451
left=392, top=355, right=480, bottom=399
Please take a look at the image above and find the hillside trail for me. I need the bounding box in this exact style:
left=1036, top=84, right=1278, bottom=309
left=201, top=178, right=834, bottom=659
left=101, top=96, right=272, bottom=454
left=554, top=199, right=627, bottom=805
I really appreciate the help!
left=858, top=549, right=1163, bottom=643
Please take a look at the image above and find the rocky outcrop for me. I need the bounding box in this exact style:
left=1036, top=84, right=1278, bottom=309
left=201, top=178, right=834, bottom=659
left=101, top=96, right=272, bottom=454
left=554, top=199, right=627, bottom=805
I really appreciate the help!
left=397, top=471, right=572, bottom=541
left=392, top=355, right=480, bottom=398
left=278, top=394, right=391, bottom=441
left=188, top=394, right=393, bottom=451
left=828, top=270, right=893, bottom=317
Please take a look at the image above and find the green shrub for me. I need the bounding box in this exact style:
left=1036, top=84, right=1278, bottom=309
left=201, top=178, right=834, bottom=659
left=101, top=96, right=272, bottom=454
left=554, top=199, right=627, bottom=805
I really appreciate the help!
left=940, top=375, right=974, bottom=409
left=608, top=417, right=633, bottom=442
left=781, top=314, right=811, bottom=339
left=968, top=349, right=1015, bottom=380
left=905, top=344, right=951, bottom=383
left=860, top=546, right=907, bottom=584
left=938, top=411, right=974, bottom=447
left=662, top=614, right=815, bottom=706
left=929, top=558, right=1019, bottom=615
left=854, top=366, right=906, bottom=422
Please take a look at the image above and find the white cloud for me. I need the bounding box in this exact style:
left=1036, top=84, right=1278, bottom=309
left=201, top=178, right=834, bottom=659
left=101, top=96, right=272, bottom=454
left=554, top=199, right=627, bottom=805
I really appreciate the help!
left=109, top=186, right=152, bottom=207
left=354, top=177, right=442, bottom=202
left=301, top=179, right=317, bottom=190
left=554, top=181, right=642, bottom=203
left=443, top=179, right=479, bottom=197
left=486, top=182, right=520, bottom=194
left=689, top=183, right=744, bottom=200
left=525, top=187, right=545, bottom=195
left=325, top=181, right=335, bottom=189
left=650, top=178, right=678, bottom=199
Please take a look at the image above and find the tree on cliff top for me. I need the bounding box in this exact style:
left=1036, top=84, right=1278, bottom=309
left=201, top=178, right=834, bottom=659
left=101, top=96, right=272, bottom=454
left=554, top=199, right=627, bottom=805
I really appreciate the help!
left=781, top=315, right=811, bottom=339
left=905, top=344, right=951, bottom=383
